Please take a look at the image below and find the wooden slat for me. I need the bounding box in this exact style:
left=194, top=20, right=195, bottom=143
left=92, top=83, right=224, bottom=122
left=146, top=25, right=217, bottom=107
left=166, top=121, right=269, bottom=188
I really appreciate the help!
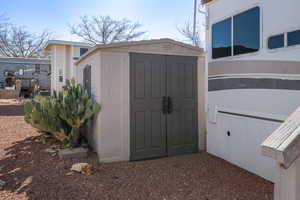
left=262, top=107, right=300, bottom=168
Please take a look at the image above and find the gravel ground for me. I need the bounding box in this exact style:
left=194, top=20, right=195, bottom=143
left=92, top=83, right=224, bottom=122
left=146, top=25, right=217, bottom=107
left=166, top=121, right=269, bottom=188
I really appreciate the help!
left=0, top=100, right=274, bottom=200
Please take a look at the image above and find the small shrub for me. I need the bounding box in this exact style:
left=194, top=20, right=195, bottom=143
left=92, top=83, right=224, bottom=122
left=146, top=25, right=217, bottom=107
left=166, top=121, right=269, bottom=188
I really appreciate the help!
left=24, top=79, right=100, bottom=148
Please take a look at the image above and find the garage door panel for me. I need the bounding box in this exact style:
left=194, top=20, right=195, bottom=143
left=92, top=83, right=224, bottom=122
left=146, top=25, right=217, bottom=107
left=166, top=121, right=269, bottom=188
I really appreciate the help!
left=150, top=111, right=165, bottom=148
left=134, top=111, right=146, bottom=151
left=184, top=64, right=196, bottom=98
left=184, top=108, right=197, bottom=145
left=151, top=62, right=165, bottom=99
left=134, top=62, right=146, bottom=99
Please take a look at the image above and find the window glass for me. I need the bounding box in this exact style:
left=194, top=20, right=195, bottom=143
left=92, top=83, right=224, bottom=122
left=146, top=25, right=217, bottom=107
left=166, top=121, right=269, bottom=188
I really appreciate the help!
left=212, top=18, right=232, bottom=59
left=58, top=69, right=63, bottom=82
left=233, top=7, right=260, bottom=55
left=288, top=30, right=300, bottom=46
left=268, top=34, right=284, bottom=49
left=80, top=48, right=89, bottom=56
left=35, top=64, right=40, bottom=74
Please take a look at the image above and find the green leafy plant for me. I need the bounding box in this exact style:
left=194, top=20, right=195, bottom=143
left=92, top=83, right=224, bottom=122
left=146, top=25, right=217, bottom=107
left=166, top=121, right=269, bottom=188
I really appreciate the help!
left=24, top=79, right=100, bottom=148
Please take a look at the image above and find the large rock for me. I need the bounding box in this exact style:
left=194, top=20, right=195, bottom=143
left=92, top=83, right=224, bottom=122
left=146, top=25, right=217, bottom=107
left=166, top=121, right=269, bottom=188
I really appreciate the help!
left=71, top=163, right=92, bottom=175
left=58, top=147, right=88, bottom=159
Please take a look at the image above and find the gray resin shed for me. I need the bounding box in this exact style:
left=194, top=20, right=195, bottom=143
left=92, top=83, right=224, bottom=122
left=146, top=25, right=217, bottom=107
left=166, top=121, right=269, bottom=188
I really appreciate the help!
left=76, top=38, right=206, bottom=162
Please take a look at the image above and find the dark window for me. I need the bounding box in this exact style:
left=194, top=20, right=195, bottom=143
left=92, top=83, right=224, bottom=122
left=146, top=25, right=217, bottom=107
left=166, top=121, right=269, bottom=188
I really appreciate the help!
left=268, top=34, right=284, bottom=49
left=35, top=64, right=40, bottom=74
left=80, top=48, right=89, bottom=56
left=288, top=30, right=300, bottom=47
left=212, top=18, right=232, bottom=59
left=83, top=65, right=91, bottom=96
left=59, top=69, right=63, bottom=82
left=233, top=7, right=260, bottom=55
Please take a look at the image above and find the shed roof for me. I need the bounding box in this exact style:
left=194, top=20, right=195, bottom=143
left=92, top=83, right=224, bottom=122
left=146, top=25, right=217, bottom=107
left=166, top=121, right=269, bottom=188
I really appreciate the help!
left=45, top=40, right=93, bottom=50
left=76, top=38, right=204, bottom=65
left=0, top=57, right=50, bottom=65
left=262, top=107, right=300, bottom=168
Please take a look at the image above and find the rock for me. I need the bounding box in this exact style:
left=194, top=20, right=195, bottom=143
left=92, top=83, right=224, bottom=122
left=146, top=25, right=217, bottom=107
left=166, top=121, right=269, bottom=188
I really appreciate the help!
left=65, top=172, right=74, bottom=176
left=58, top=147, right=88, bottom=159
left=0, top=179, right=6, bottom=189
left=45, top=148, right=58, bottom=153
left=71, top=163, right=92, bottom=175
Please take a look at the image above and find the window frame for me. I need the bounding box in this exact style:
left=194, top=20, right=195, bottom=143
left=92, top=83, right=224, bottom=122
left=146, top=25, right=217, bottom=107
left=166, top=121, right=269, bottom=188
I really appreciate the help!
left=211, top=4, right=262, bottom=60
left=287, top=29, right=300, bottom=47
left=80, top=48, right=89, bottom=57
left=267, top=34, right=285, bottom=50
left=58, top=69, right=63, bottom=83
left=35, top=64, right=41, bottom=74
left=267, top=28, right=300, bottom=53
left=232, top=6, right=261, bottom=56
left=211, top=17, right=232, bottom=59
left=83, top=65, right=92, bottom=96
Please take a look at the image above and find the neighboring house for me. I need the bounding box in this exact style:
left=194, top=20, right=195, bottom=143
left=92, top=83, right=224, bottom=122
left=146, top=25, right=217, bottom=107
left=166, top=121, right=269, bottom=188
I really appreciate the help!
left=45, top=40, right=93, bottom=92
left=203, top=0, right=300, bottom=182
left=0, top=57, right=51, bottom=90
left=75, top=39, right=206, bottom=162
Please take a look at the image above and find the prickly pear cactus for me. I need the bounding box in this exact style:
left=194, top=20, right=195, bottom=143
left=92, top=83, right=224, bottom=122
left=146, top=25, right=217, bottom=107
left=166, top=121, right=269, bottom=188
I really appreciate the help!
left=56, top=79, right=100, bottom=146
left=24, top=79, right=100, bottom=147
left=24, top=97, right=70, bottom=144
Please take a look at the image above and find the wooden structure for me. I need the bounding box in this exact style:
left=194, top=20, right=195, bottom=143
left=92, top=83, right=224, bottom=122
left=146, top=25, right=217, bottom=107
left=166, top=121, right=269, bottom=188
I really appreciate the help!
left=262, top=107, right=300, bottom=200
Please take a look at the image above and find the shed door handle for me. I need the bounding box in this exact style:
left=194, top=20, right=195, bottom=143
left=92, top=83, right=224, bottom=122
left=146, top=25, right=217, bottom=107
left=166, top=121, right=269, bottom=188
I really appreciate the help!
left=162, top=96, right=168, bottom=114
left=167, top=97, right=173, bottom=114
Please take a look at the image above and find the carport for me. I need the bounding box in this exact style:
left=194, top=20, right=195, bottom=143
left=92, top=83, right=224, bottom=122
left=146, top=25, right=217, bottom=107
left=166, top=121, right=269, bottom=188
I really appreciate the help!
left=75, top=39, right=206, bottom=162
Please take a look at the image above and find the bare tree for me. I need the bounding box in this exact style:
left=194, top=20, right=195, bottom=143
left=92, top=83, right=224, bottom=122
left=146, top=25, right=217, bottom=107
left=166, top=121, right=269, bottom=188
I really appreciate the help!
left=69, top=15, right=147, bottom=45
left=0, top=15, right=51, bottom=58
left=177, top=20, right=202, bottom=47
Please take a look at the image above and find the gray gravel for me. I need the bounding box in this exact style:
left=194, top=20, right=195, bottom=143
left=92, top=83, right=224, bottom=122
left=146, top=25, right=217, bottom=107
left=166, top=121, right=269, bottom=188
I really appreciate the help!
left=0, top=100, right=274, bottom=200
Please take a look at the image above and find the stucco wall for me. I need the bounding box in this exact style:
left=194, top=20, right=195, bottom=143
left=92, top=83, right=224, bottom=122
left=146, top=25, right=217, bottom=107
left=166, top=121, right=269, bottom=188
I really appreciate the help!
left=98, top=52, right=130, bottom=162
left=77, top=51, right=101, bottom=152
left=77, top=51, right=130, bottom=162
left=50, top=45, right=91, bottom=92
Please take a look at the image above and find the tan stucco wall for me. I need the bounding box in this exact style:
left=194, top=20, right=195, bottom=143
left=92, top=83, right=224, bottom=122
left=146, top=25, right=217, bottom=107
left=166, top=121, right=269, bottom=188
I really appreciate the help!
left=77, top=51, right=101, bottom=152
left=50, top=44, right=91, bottom=92
left=198, top=57, right=207, bottom=151
left=53, top=45, right=65, bottom=91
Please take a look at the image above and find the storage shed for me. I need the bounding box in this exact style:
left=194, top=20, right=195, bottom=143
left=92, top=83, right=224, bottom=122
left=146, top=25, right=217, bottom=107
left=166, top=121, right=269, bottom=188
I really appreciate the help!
left=76, top=38, right=206, bottom=162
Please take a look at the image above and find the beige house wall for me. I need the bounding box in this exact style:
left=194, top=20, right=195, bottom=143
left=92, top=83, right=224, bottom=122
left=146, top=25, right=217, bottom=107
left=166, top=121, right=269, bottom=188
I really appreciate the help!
left=49, top=44, right=91, bottom=92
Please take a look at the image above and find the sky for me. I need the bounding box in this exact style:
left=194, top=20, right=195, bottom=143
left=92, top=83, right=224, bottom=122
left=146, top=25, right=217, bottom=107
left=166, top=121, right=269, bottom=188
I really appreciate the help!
left=0, top=0, right=205, bottom=43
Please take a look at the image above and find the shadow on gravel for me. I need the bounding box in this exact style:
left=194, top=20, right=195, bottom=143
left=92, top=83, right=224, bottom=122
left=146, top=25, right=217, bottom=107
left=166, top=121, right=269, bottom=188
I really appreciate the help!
left=0, top=136, right=101, bottom=200
left=0, top=105, right=24, bottom=116
left=0, top=137, right=274, bottom=200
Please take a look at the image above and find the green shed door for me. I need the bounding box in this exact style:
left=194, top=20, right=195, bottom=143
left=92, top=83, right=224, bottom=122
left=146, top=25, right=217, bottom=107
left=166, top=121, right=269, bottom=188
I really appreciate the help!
left=166, top=55, right=198, bottom=156
left=130, top=53, right=198, bottom=161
